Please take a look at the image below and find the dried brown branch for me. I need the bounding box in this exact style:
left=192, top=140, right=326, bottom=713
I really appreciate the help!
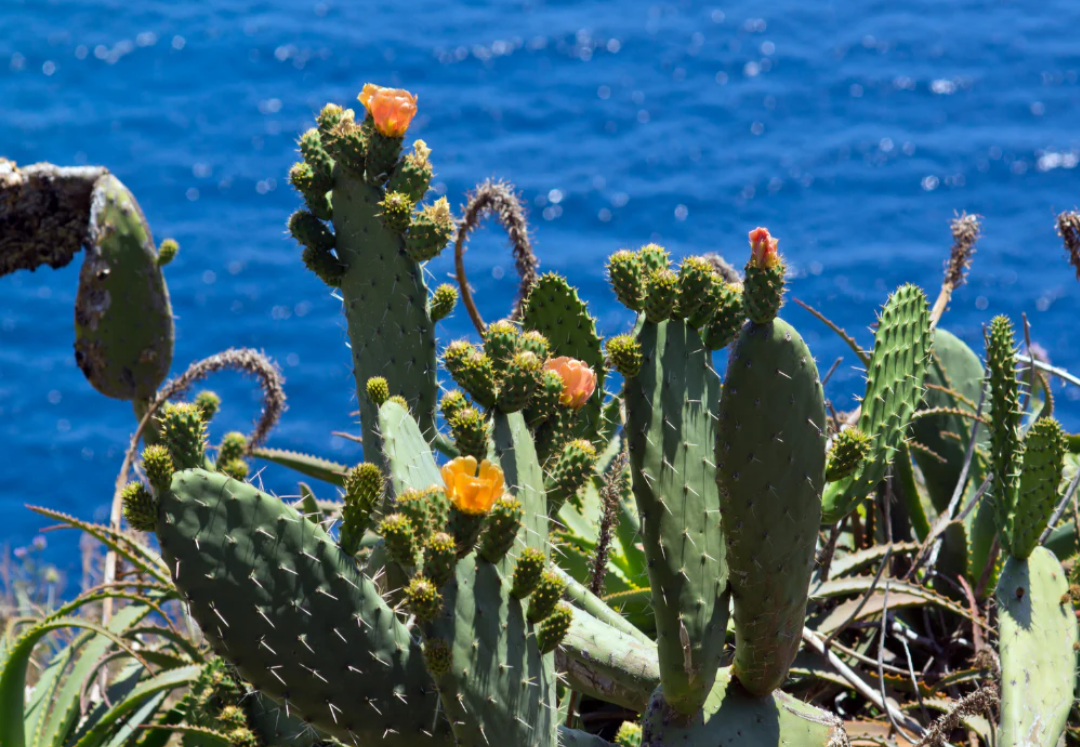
left=589, top=451, right=627, bottom=597
left=930, top=212, right=981, bottom=326
left=913, top=682, right=999, bottom=747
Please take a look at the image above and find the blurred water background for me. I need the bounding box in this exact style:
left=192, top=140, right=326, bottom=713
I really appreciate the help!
left=3, top=0, right=1079, bottom=583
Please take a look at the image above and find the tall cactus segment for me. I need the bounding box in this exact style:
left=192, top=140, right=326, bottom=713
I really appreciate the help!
left=985, top=315, right=1023, bottom=535
left=1008, top=417, right=1066, bottom=559
left=820, top=284, right=932, bottom=523
left=288, top=85, right=449, bottom=452
left=716, top=234, right=827, bottom=696
left=996, top=547, right=1078, bottom=747
left=614, top=246, right=728, bottom=716
left=75, top=175, right=174, bottom=400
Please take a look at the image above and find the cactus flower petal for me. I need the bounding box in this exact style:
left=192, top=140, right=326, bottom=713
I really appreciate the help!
left=441, top=456, right=503, bottom=515
left=359, top=84, right=418, bottom=138
left=543, top=356, right=597, bottom=409
left=748, top=226, right=780, bottom=269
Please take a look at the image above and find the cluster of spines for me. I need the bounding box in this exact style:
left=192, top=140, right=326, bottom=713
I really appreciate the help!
left=826, top=427, right=872, bottom=481
left=340, top=462, right=384, bottom=555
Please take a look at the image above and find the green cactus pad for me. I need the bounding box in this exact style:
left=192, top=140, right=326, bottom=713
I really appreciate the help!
left=160, top=402, right=207, bottom=471
left=424, top=532, right=458, bottom=588
left=986, top=315, right=1023, bottom=535
left=387, top=140, right=433, bottom=204
left=74, top=175, right=174, bottom=401
left=511, top=547, right=546, bottom=598
left=547, top=439, right=599, bottom=513
left=605, top=334, right=643, bottom=378
left=742, top=263, right=785, bottom=324
left=625, top=319, right=728, bottom=716
left=537, top=603, right=573, bottom=654
left=142, top=444, right=175, bottom=495
left=483, top=319, right=521, bottom=374
left=642, top=667, right=844, bottom=747
left=156, top=469, right=444, bottom=746
left=643, top=268, right=678, bottom=323
left=429, top=283, right=458, bottom=322
left=479, top=497, right=524, bottom=562
left=996, top=548, right=1078, bottom=747
left=121, top=482, right=157, bottom=532
left=405, top=198, right=454, bottom=262
left=826, top=427, right=872, bottom=482
left=522, top=274, right=606, bottom=441
left=497, top=351, right=542, bottom=413
left=1009, top=417, right=1066, bottom=559
left=676, top=256, right=718, bottom=323
left=449, top=407, right=490, bottom=462
left=717, top=317, right=826, bottom=697
left=821, top=284, right=932, bottom=524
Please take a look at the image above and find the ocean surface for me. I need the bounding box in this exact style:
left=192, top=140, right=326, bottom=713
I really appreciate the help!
left=3, top=0, right=1079, bottom=581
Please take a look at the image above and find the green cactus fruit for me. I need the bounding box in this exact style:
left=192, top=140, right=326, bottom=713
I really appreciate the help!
left=643, top=268, right=678, bottom=323
left=537, top=602, right=573, bottom=654
left=607, top=249, right=646, bottom=311
left=288, top=162, right=331, bottom=220
left=996, top=548, right=1078, bottom=747
left=298, top=127, right=334, bottom=182
left=395, top=487, right=437, bottom=544
left=142, top=444, right=174, bottom=495
left=325, top=116, right=366, bottom=172
left=74, top=175, right=174, bottom=401
left=424, top=532, right=458, bottom=588
left=1009, top=417, right=1066, bottom=559
left=449, top=407, right=490, bottom=462
left=444, top=340, right=478, bottom=378
left=194, top=390, right=221, bottom=422
left=516, top=330, right=551, bottom=360
left=160, top=402, right=207, bottom=471
left=526, top=569, right=567, bottom=623
left=987, top=315, right=1023, bottom=534
left=157, top=238, right=179, bottom=266
left=439, top=390, right=469, bottom=423
left=498, top=351, right=543, bottom=413
left=217, top=431, right=247, bottom=466
left=366, top=376, right=390, bottom=406
left=448, top=504, right=488, bottom=559
left=511, top=547, right=546, bottom=598
left=316, top=103, right=346, bottom=134
left=218, top=458, right=249, bottom=481
left=527, top=370, right=565, bottom=427
left=405, top=197, right=454, bottom=262
left=378, top=513, right=421, bottom=568
left=826, top=427, right=872, bottom=482
left=378, top=190, right=414, bottom=233
left=483, top=319, right=521, bottom=374
left=403, top=575, right=442, bottom=623
left=363, top=121, right=404, bottom=184
left=742, top=228, right=785, bottom=324
left=288, top=209, right=343, bottom=287
left=387, top=140, right=433, bottom=204
left=701, top=282, right=745, bottom=351
left=479, top=496, right=524, bottom=563
left=121, top=481, right=157, bottom=532
left=340, top=462, right=383, bottom=555
left=387, top=394, right=409, bottom=410
left=676, top=256, right=718, bottom=322
left=606, top=334, right=643, bottom=378
left=547, top=439, right=599, bottom=513
left=458, top=354, right=498, bottom=409
left=614, top=722, right=642, bottom=747
left=430, top=283, right=458, bottom=322
left=638, top=243, right=670, bottom=274
left=422, top=637, right=454, bottom=679
left=821, top=285, right=932, bottom=523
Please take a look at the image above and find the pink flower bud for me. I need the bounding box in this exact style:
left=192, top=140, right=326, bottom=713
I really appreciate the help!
left=749, top=227, right=780, bottom=269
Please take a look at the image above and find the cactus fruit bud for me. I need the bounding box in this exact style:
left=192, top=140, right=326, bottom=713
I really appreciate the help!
left=548, top=439, right=599, bottom=512
left=298, top=128, right=334, bottom=182
left=614, top=722, right=643, bottom=747
left=160, top=402, right=207, bottom=471
left=403, top=576, right=442, bottom=622
left=288, top=162, right=331, bottom=220
left=194, top=391, right=221, bottom=422
left=638, top=243, right=671, bottom=274
left=142, top=445, right=174, bottom=495
left=289, top=210, right=343, bottom=287
left=218, top=432, right=247, bottom=466
left=643, top=268, right=678, bottom=323
left=157, top=238, right=179, bottom=267
left=387, top=395, right=409, bottom=411
left=316, top=103, right=347, bottom=135
left=1010, top=417, right=1067, bottom=559
left=458, top=353, right=499, bottom=409
left=422, top=638, right=453, bottom=679
left=366, top=376, right=390, bottom=406
left=449, top=407, right=490, bottom=462
left=430, top=283, right=458, bottom=322
left=537, top=602, right=573, bottom=654
left=424, top=532, right=458, bottom=588
left=701, top=282, right=746, bottom=351
left=387, top=139, right=434, bottom=203
left=122, top=482, right=157, bottom=532
left=405, top=197, right=454, bottom=262
left=526, top=569, right=567, bottom=623
left=605, top=334, right=643, bottom=378
left=743, top=227, right=785, bottom=323
left=341, top=463, right=383, bottom=554
left=439, top=390, right=469, bottom=423
left=378, top=191, right=414, bottom=233
left=219, top=459, right=249, bottom=481
left=378, top=513, right=421, bottom=568
left=516, top=330, right=551, bottom=360
left=607, top=250, right=646, bottom=311
left=483, top=320, right=521, bottom=373
left=479, top=497, right=524, bottom=563
left=511, top=547, right=546, bottom=599
left=358, top=84, right=418, bottom=139
left=543, top=357, right=597, bottom=410
left=826, top=427, right=873, bottom=482
left=677, top=256, right=719, bottom=323
left=395, top=488, right=437, bottom=544
left=498, top=351, right=543, bottom=413
left=327, top=117, right=366, bottom=172
left=527, top=370, right=565, bottom=427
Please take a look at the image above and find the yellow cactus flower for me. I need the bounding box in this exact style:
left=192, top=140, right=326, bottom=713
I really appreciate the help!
left=358, top=84, right=418, bottom=138
left=544, top=356, right=597, bottom=410
left=440, top=456, right=504, bottom=515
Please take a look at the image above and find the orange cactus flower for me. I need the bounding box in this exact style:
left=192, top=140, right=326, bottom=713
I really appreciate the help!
left=544, top=357, right=597, bottom=410
left=748, top=227, right=780, bottom=269
left=358, top=84, right=418, bottom=138
left=440, top=456, right=504, bottom=515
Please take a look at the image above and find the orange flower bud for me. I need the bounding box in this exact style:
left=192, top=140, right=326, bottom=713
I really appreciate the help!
left=749, top=227, right=780, bottom=269
left=358, top=84, right=418, bottom=138
left=440, top=456, right=505, bottom=515
left=543, top=357, right=597, bottom=410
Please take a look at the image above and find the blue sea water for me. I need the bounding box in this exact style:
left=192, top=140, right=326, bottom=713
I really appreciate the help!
left=2, top=0, right=1079, bottom=580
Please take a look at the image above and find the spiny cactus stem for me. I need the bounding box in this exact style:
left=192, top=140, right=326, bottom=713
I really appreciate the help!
left=1037, top=466, right=1080, bottom=546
